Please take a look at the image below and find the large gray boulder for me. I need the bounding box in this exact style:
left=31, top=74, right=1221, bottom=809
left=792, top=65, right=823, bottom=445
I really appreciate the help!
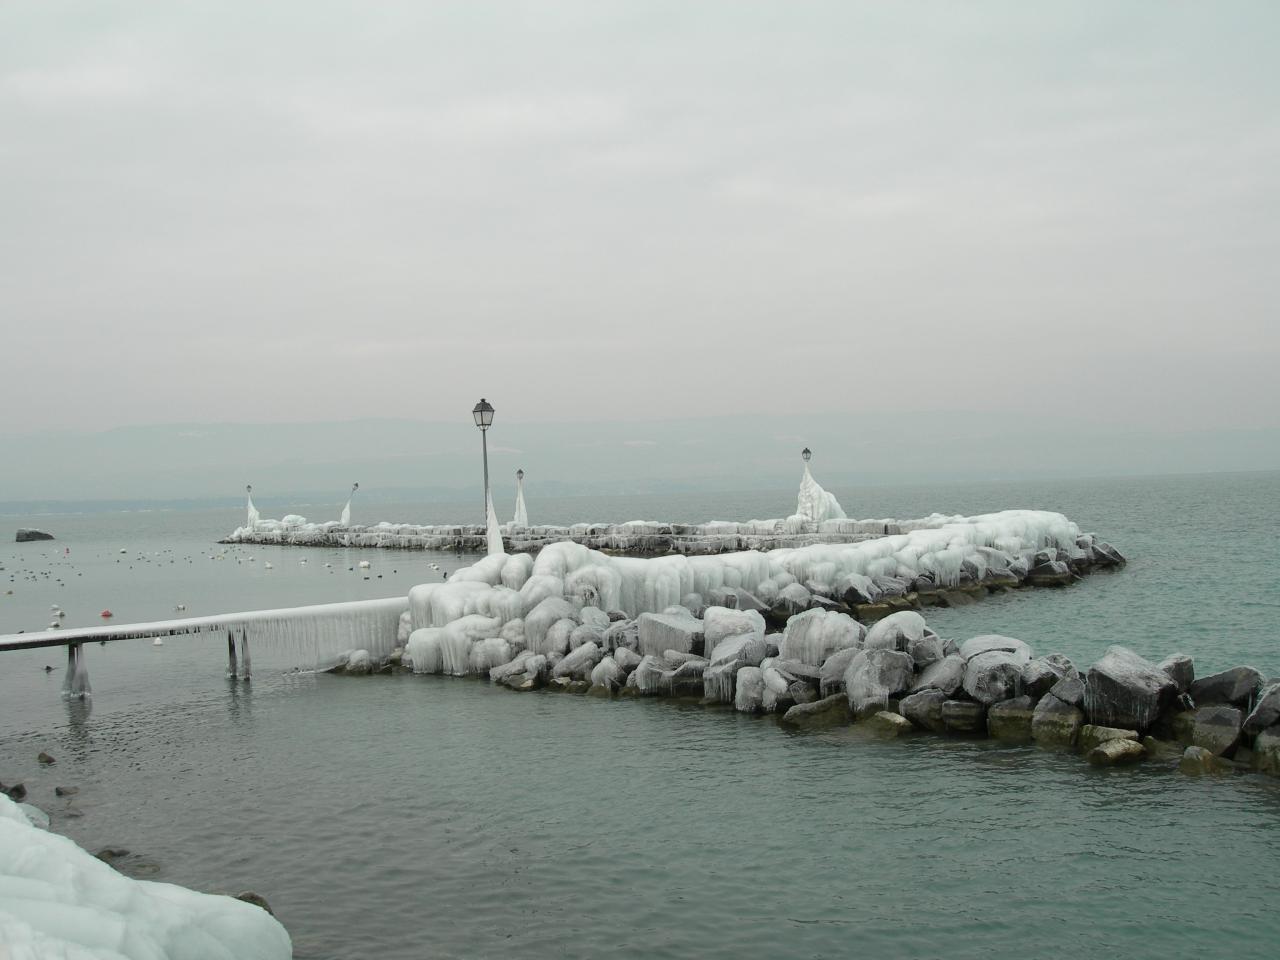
left=1079, top=725, right=1139, bottom=753
left=780, top=693, right=850, bottom=728
left=1243, top=683, right=1280, bottom=736
left=1158, top=654, right=1195, bottom=694
left=1049, top=673, right=1086, bottom=707
left=910, top=654, right=965, bottom=697
left=907, top=634, right=947, bottom=669
left=1032, top=695, right=1083, bottom=748
left=1254, top=728, right=1280, bottom=776
left=899, top=689, right=947, bottom=733
left=843, top=649, right=915, bottom=718
left=1021, top=659, right=1063, bottom=698
left=987, top=696, right=1036, bottom=742
left=962, top=650, right=1025, bottom=706
left=866, top=711, right=913, bottom=737
left=1189, top=705, right=1243, bottom=757
left=1084, top=646, right=1177, bottom=732
left=636, top=612, right=704, bottom=658
left=1189, top=666, right=1264, bottom=708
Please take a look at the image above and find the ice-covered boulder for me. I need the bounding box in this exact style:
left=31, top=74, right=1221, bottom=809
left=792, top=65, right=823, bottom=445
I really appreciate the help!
left=704, top=633, right=768, bottom=703
left=469, top=638, right=514, bottom=674
left=589, top=655, right=623, bottom=692
left=524, top=598, right=579, bottom=653
left=553, top=641, right=602, bottom=680
left=406, top=627, right=444, bottom=674
left=1022, top=656, right=1071, bottom=698
left=703, top=606, right=766, bottom=649
left=734, top=666, right=765, bottom=713
left=962, top=651, right=1025, bottom=706
left=602, top=619, right=639, bottom=652
left=613, top=646, right=642, bottom=674
left=772, top=582, right=813, bottom=617
left=862, top=611, right=926, bottom=653
left=543, top=618, right=578, bottom=657
left=637, top=611, right=704, bottom=657
left=578, top=606, right=610, bottom=630
left=910, top=654, right=965, bottom=697
left=489, top=650, right=534, bottom=683
left=818, top=646, right=860, bottom=697
left=958, top=635, right=1032, bottom=663
left=761, top=662, right=793, bottom=712
left=906, top=633, right=946, bottom=669
left=843, top=649, right=914, bottom=718
left=627, top=655, right=668, bottom=695
left=779, top=608, right=864, bottom=666
left=1084, top=646, right=1178, bottom=732
left=0, top=794, right=291, bottom=959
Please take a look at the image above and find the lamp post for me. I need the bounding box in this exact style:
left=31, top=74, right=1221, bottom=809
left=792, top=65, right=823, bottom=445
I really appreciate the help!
left=472, top=398, right=495, bottom=520
left=801, top=447, right=812, bottom=463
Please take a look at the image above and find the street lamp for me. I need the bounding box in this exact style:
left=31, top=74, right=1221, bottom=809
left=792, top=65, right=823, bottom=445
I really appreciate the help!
left=472, top=398, right=495, bottom=520
left=801, top=447, right=812, bottom=463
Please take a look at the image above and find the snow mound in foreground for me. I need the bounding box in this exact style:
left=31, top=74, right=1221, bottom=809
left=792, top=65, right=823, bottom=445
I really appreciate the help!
left=0, top=794, right=291, bottom=960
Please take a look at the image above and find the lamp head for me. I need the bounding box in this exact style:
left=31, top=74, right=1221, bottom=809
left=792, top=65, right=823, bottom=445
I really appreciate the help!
left=516, top=468, right=524, bottom=480
left=472, top=398, right=495, bottom=430
left=801, top=447, right=812, bottom=462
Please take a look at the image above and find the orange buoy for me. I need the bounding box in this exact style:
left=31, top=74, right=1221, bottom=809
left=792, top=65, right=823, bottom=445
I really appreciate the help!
left=100, top=609, right=113, bottom=618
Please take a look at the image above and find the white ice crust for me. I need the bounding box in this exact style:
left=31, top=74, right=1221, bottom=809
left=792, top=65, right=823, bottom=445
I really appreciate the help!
left=0, top=794, right=291, bottom=960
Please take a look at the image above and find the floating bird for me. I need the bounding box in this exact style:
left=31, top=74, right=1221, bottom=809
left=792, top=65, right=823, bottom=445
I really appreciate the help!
left=264, top=562, right=274, bottom=570
left=100, top=610, right=113, bottom=618
left=358, top=560, right=371, bottom=569
left=175, top=603, right=186, bottom=612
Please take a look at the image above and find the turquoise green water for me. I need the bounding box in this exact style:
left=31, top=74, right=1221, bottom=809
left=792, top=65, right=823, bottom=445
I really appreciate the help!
left=2, top=472, right=1278, bottom=958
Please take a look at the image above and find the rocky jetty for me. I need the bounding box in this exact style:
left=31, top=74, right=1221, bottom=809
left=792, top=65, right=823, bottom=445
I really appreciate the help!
left=344, top=603, right=1280, bottom=782
left=15, top=529, right=54, bottom=542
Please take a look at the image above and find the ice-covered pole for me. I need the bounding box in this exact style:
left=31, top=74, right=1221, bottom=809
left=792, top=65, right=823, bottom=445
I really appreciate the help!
left=340, top=482, right=359, bottom=526
left=513, top=468, right=529, bottom=527
left=246, top=484, right=260, bottom=530
left=485, top=491, right=504, bottom=555
left=472, top=398, right=495, bottom=523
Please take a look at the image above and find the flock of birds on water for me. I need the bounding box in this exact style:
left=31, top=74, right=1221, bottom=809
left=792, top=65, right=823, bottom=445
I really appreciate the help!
left=2, top=544, right=449, bottom=639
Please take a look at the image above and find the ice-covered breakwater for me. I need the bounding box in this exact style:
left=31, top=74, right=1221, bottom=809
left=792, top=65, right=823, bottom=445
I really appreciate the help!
left=334, top=505, right=1279, bottom=776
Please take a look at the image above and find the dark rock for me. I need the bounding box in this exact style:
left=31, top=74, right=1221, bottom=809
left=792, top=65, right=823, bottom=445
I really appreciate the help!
left=55, top=785, right=79, bottom=797
left=1091, top=542, right=1126, bottom=566
left=1243, top=683, right=1280, bottom=736
left=2, top=782, right=26, bottom=801
left=987, top=696, right=1036, bottom=742
left=236, top=891, right=275, bottom=916
left=1189, top=705, right=1243, bottom=757
left=941, top=700, right=986, bottom=735
left=899, top=689, right=948, bottom=733
left=1026, top=560, right=1073, bottom=587
left=95, top=848, right=131, bottom=863
left=1141, top=736, right=1182, bottom=759
left=1084, top=646, right=1177, bottom=732
left=1021, top=659, right=1062, bottom=699
left=1189, top=666, right=1264, bottom=708
left=1179, top=745, right=1232, bottom=776
left=1157, top=654, right=1194, bottom=694
left=937, top=590, right=977, bottom=607
left=1087, top=739, right=1146, bottom=766
left=787, top=680, right=818, bottom=705
left=37, top=751, right=55, bottom=765
left=1031, top=695, right=1083, bottom=748
left=780, top=693, right=850, bottom=728
left=16, top=529, right=55, bottom=542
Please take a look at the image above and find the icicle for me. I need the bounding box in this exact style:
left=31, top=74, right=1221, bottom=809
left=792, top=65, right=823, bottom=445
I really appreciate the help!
left=513, top=470, right=529, bottom=527
left=486, top=491, right=504, bottom=556
left=340, top=482, right=358, bottom=526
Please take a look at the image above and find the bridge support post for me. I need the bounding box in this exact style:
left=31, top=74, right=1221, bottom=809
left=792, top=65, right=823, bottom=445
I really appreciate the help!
left=62, top=643, right=91, bottom=699
left=227, top=630, right=238, bottom=679
left=238, top=629, right=251, bottom=681
left=62, top=644, right=75, bottom=698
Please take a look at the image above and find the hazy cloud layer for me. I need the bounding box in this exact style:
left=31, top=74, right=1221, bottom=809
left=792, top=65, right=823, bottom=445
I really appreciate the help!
left=1, top=2, right=1276, bottom=437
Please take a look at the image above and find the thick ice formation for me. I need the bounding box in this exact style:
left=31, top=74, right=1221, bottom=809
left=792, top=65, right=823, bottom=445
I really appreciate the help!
left=246, top=485, right=260, bottom=530
left=788, top=463, right=846, bottom=525
left=513, top=473, right=529, bottom=528
left=340, top=482, right=358, bottom=527
left=0, top=794, right=291, bottom=959
left=485, top=492, right=504, bottom=556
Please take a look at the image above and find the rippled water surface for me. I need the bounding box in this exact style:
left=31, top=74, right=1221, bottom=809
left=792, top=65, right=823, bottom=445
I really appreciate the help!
left=2, top=472, right=1279, bottom=958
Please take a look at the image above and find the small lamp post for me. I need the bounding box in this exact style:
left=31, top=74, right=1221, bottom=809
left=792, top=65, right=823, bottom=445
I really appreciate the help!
left=472, top=398, right=495, bottom=520
left=801, top=447, right=812, bottom=463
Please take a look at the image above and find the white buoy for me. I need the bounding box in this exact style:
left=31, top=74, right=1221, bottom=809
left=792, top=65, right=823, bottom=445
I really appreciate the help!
left=264, top=562, right=273, bottom=570
left=358, top=560, right=371, bottom=569
left=153, top=638, right=164, bottom=646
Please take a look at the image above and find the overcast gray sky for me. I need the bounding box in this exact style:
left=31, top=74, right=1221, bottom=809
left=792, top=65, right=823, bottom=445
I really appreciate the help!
left=2, top=1, right=1277, bottom=438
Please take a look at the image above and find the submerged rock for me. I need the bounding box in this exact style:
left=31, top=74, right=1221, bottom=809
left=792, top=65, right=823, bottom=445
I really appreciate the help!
left=941, top=700, right=986, bottom=735
left=1079, top=725, right=1139, bottom=753
left=1179, top=745, right=1232, bottom=776
left=866, top=711, right=913, bottom=737
left=780, top=693, right=850, bottom=729
left=987, top=696, right=1036, bottom=742
left=1087, top=738, right=1146, bottom=766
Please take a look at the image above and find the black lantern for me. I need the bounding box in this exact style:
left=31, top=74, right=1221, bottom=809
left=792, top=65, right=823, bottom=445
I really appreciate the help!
left=472, top=398, right=495, bottom=430
left=801, top=447, right=812, bottom=462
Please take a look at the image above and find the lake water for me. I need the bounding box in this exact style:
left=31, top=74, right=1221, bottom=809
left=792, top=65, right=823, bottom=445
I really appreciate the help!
left=2, top=472, right=1278, bottom=958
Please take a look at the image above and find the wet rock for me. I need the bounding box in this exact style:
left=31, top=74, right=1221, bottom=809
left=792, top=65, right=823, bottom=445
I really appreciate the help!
left=1079, top=725, right=1139, bottom=753
left=1243, top=683, right=1280, bottom=736
left=95, top=848, right=131, bottom=863
left=1188, top=705, right=1243, bottom=757
left=843, top=649, right=915, bottom=718
left=1189, top=666, right=1263, bottom=708
left=987, top=696, right=1036, bottom=742
left=937, top=589, right=977, bottom=607
left=1084, top=646, right=1177, bottom=732
left=962, top=651, right=1025, bottom=706
left=780, top=693, right=850, bottom=729
left=54, top=785, right=79, bottom=797
left=37, top=751, right=55, bottom=765
left=1157, top=654, right=1194, bottom=694
left=788, top=680, right=818, bottom=705
left=899, top=689, right=948, bottom=733
left=16, top=528, right=55, bottom=542
left=1179, top=745, right=1232, bottom=776
left=941, top=700, right=986, bottom=734
left=1142, top=736, right=1182, bottom=759
left=1031, top=696, right=1083, bottom=748
left=906, top=634, right=947, bottom=670
left=1254, top=728, right=1280, bottom=776
left=236, top=892, right=275, bottom=916
left=1027, top=560, right=1073, bottom=587
left=867, top=711, right=913, bottom=737
left=2, top=782, right=26, bottom=802
left=1021, top=659, right=1062, bottom=699
left=1087, top=738, right=1146, bottom=766
left=910, top=654, right=965, bottom=698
